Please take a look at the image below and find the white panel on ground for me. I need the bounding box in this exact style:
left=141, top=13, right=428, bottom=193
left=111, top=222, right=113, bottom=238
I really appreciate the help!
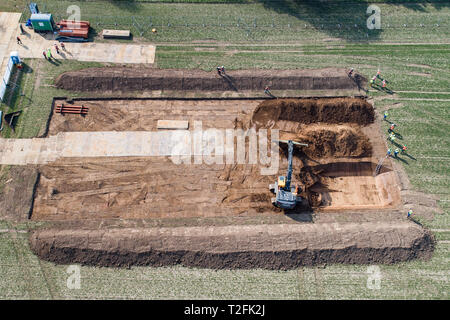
left=157, top=120, right=189, bottom=130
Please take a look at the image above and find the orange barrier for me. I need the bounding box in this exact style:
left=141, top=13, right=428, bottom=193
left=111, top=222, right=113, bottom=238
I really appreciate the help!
left=58, top=20, right=90, bottom=29
left=55, top=104, right=89, bottom=115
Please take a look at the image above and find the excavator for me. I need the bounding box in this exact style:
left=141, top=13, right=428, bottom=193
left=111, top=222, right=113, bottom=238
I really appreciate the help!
left=269, top=140, right=308, bottom=210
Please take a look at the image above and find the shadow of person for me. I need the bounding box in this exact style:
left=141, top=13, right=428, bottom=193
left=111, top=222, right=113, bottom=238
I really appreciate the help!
left=370, top=84, right=383, bottom=91
left=403, top=152, right=417, bottom=161
left=285, top=211, right=314, bottom=223
left=48, top=58, right=61, bottom=66
left=393, top=131, right=403, bottom=140
left=265, top=92, right=276, bottom=99
left=394, top=155, right=409, bottom=164
left=350, top=73, right=367, bottom=92
left=382, top=87, right=395, bottom=94
left=221, top=74, right=238, bottom=91
left=59, top=51, right=67, bottom=59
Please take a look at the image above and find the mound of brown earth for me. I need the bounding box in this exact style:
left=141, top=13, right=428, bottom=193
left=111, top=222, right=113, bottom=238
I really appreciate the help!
left=251, top=97, right=375, bottom=127
left=54, top=67, right=366, bottom=92
left=29, top=222, right=434, bottom=270
left=279, top=125, right=372, bottom=158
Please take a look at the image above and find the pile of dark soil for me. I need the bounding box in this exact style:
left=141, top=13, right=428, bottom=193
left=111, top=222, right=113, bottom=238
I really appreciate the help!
left=279, top=126, right=372, bottom=159
left=29, top=223, right=435, bottom=270
left=251, top=97, right=375, bottom=127
left=54, top=67, right=366, bottom=92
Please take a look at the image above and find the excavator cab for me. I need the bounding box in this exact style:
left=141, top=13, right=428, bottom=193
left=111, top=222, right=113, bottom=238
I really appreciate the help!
left=277, top=176, right=286, bottom=188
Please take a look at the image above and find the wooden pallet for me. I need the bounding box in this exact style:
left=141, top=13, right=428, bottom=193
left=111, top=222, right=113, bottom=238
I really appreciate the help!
left=55, top=104, right=89, bottom=115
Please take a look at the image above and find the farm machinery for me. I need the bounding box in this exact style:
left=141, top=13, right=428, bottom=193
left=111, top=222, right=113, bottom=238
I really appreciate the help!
left=269, top=140, right=308, bottom=210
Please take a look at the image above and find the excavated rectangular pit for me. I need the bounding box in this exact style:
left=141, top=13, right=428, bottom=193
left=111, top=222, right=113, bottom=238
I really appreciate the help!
left=31, top=97, right=402, bottom=221
left=304, top=161, right=401, bottom=210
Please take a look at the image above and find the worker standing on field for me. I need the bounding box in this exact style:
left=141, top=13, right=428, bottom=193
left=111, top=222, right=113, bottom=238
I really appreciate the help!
left=54, top=43, right=60, bottom=54
left=348, top=68, right=354, bottom=77
left=382, top=79, right=387, bottom=88
left=369, top=75, right=377, bottom=88
left=394, top=148, right=399, bottom=158
left=60, top=42, right=65, bottom=51
left=383, top=111, right=389, bottom=120
left=16, top=36, right=22, bottom=45
left=388, top=123, right=396, bottom=133
left=46, top=48, right=52, bottom=60
left=43, top=51, right=47, bottom=60
left=376, top=69, right=381, bottom=79
left=264, top=86, right=271, bottom=95
left=407, top=209, right=413, bottom=218
left=387, top=148, right=392, bottom=157
left=402, top=145, right=407, bottom=154
left=388, top=132, right=396, bottom=142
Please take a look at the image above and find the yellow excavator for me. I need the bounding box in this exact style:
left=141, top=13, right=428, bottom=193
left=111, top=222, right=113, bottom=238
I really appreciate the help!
left=269, top=140, right=308, bottom=210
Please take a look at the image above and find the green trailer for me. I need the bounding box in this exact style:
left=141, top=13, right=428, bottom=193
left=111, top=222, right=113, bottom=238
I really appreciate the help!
left=30, top=13, right=55, bottom=32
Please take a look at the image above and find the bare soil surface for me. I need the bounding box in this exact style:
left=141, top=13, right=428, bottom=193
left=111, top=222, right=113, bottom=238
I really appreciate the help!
left=27, top=96, right=434, bottom=269
left=55, top=67, right=367, bottom=93
left=251, top=98, right=375, bottom=126
left=34, top=98, right=400, bottom=221
left=0, top=166, right=39, bottom=221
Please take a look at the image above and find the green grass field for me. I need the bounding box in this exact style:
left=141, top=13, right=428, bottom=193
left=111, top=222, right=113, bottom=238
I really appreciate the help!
left=0, top=0, right=449, bottom=299
left=2, top=0, right=450, bottom=43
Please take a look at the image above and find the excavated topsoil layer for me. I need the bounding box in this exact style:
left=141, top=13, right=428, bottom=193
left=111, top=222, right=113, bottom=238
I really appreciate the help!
left=54, top=67, right=366, bottom=92
left=28, top=97, right=417, bottom=269
left=299, top=162, right=401, bottom=209
left=251, top=97, right=375, bottom=127
left=29, top=223, right=434, bottom=270
left=32, top=98, right=396, bottom=221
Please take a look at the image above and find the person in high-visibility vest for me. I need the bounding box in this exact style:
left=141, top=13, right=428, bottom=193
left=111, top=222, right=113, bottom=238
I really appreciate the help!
left=383, top=111, right=389, bottom=120
left=402, top=145, right=407, bottom=154
left=382, top=79, right=387, bottom=88
left=387, top=148, right=392, bottom=156
left=388, top=132, right=396, bottom=142
left=407, top=209, right=413, bottom=218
